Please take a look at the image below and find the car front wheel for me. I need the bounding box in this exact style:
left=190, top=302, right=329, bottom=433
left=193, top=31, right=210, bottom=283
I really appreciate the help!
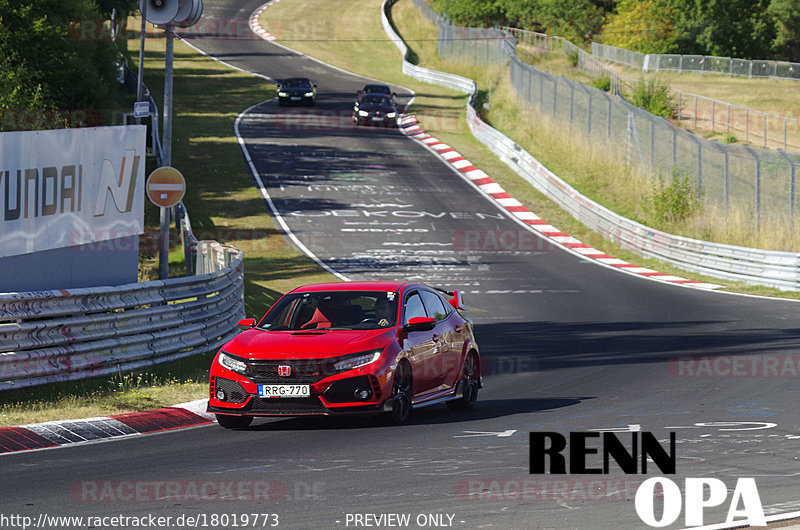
left=387, top=360, right=412, bottom=424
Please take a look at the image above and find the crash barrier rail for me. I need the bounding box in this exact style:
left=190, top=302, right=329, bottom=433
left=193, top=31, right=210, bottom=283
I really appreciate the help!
left=430, top=15, right=800, bottom=226
left=592, top=42, right=800, bottom=81
left=0, top=72, right=246, bottom=391
left=0, top=244, right=244, bottom=391
left=504, top=28, right=800, bottom=151
left=389, top=0, right=800, bottom=290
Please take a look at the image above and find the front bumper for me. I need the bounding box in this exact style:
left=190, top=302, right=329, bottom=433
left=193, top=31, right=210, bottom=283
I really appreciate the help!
left=208, top=373, right=386, bottom=416
left=278, top=94, right=314, bottom=105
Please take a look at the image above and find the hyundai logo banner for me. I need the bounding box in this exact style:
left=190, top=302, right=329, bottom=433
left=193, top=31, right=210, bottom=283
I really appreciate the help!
left=0, top=125, right=146, bottom=258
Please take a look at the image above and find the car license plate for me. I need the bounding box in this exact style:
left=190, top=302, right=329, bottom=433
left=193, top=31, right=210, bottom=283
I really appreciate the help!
left=290, top=97, right=301, bottom=101
left=372, top=116, right=383, bottom=120
left=258, top=384, right=310, bottom=398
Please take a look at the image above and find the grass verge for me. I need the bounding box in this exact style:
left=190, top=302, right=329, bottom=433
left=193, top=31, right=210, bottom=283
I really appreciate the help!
left=262, top=0, right=800, bottom=299
left=0, top=22, right=337, bottom=427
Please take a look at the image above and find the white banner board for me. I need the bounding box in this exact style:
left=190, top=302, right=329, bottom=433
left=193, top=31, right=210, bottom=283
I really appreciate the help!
left=0, top=126, right=146, bottom=258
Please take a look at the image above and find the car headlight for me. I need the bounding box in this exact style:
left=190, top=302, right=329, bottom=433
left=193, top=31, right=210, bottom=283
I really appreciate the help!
left=387, top=112, right=397, bottom=118
left=334, top=351, right=381, bottom=372
left=358, top=110, right=369, bottom=117
left=304, top=91, right=314, bottom=97
left=218, top=351, right=247, bottom=374
left=278, top=91, right=288, bottom=97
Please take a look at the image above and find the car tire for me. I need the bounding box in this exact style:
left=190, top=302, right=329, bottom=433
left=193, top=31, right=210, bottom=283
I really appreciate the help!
left=446, top=352, right=479, bottom=410
left=387, top=360, right=412, bottom=425
left=215, top=414, right=253, bottom=429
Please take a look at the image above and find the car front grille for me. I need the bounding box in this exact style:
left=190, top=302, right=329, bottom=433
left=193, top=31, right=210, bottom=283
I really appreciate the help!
left=247, top=397, right=328, bottom=414
left=245, top=359, right=338, bottom=383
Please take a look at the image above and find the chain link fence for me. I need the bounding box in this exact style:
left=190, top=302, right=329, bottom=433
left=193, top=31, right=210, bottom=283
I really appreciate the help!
left=507, top=29, right=800, bottom=150
left=410, top=0, right=800, bottom=226
left=593, top=42, right=800, bottom=81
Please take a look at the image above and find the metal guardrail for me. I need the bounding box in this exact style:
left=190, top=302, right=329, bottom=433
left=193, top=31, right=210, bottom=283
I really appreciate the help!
left=0, top=245, right=244, bottom=390
left=0, top=69, right=246, bottom=390
left=387, top=0, right=800, bottom=291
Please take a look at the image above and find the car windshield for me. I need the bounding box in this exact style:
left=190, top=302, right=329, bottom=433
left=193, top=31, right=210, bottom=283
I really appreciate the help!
left=365, top=85, right=391, bottom=94
left=283, top=79, right=311, bottom=88
left=362, top=96, right=391, bottom=106
left=259, top=291, right=399, bottom=331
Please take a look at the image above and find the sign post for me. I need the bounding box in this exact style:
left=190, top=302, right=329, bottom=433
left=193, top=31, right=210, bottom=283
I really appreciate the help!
left=146, top=166, right=186, bottom=279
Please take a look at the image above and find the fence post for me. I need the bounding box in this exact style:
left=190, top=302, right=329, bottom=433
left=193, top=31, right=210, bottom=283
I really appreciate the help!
left=587, top=88, right=593, bottom=136
left=764, top=113, right=768, bottom=147
left=569, top=83, right=575, bottom=130
left=727, top=105, right=731, bottom=133
left=650, top=118, right=656, bottom=168
left=711, top=100, right=715, bottom=132
left=743, top=145, right=761, bottom=231
left=746, top=109, right=749, bottom=142
left=778, top=149, right=796, bottom=217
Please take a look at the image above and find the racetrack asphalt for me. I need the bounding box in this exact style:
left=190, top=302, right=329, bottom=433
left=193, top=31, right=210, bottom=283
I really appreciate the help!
left=1, top=2, right=798, bottom=528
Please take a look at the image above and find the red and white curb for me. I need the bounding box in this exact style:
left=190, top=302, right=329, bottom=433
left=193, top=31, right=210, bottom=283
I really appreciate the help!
left=0, top=400, right=213, bottom=454
left=398, top=115, right=723, bottom=290
left=250, top=1, right=280, bottom=41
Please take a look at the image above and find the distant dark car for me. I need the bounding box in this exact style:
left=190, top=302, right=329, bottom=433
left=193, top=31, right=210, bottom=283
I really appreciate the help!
left=277, top=78, right=316, bottom=106
left=356, top=84, right=396, bottom=103
left=353, top=95, right=398, bottom=127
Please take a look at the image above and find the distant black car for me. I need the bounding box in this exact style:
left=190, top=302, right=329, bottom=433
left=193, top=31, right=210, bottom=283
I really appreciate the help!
left=277, top=78, right=316, bottom=106
left=353, top=95, right=398, bottom=127
left=356, top=84, right=396, bottom=104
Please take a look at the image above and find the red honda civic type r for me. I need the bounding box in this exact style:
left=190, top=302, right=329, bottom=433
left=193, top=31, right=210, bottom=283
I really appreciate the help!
left=207, top=281, right=482, bottom=428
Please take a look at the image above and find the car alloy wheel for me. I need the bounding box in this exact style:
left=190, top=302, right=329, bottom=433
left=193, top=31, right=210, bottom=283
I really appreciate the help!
left=447, top=352, right=479, bottom=410
left=388, top=361, right=412, bottom=424
left=215, top=414, right=254, bottom=429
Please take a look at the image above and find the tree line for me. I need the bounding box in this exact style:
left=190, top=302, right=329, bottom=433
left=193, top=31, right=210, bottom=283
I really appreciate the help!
left=0, top=0, right=137, bottom=130
left=431, top=0, right=800, bottom=61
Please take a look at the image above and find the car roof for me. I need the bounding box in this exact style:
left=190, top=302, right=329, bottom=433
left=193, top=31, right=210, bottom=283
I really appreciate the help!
left=291, top=281, right=415, bottom=293
left=363, top=84, right=391, bottom=90
left=282, top=77, right=312, bottom=83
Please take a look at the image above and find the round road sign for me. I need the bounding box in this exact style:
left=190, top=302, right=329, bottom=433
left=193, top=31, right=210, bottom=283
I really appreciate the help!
left=146, top=166, right=186, bottom=208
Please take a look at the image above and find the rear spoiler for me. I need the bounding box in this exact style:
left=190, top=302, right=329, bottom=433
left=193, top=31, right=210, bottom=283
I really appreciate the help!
left=434, top=287, right=468, bottom=311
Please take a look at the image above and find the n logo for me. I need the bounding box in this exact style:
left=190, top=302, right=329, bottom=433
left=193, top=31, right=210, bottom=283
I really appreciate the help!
left=93, top=149, right=140, bottom=216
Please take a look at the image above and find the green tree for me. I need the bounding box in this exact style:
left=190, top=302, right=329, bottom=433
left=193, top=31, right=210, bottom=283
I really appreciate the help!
left=431, top=0, right=506, bottom=26
left=601, top=0, right=678, bottom=53
left=0, top=0, right=120, bottom=130
left=502, top=0, right=605, bottom=43
left=769, top=0, right=800, bottom=60
left=665, top=0, right=775, bottom=58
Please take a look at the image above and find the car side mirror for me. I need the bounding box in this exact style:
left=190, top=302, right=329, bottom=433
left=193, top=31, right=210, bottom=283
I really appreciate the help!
left=238, top=318, right=256, bottom=330
left=403, top=316, right=436, bottom=333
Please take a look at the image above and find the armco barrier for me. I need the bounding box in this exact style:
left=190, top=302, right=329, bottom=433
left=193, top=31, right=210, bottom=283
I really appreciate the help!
left=385, top=0, right=800, bottom=291
left=0, top=243, right=244, bottom=391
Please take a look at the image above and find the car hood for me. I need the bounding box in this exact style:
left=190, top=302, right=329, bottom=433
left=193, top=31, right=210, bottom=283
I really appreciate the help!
left=223, top=328, right=396, bottom=359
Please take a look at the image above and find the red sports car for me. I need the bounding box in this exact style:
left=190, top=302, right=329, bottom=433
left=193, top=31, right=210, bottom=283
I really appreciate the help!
left=207, top=281, right=481, bottom=428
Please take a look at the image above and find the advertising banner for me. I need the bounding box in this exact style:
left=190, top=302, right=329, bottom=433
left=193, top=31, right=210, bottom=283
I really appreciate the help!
left=0, top=125, right=146, bottom=258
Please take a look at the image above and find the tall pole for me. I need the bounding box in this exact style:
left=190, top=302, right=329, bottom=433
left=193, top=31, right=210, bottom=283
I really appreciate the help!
left=136, top=3, right=147, bottom=109
left=159, top=23, right=174, bottom=280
